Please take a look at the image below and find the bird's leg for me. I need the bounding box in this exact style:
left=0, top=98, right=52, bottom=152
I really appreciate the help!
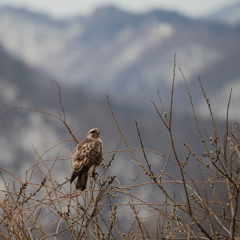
left=91, top=170, right=99, bottom=180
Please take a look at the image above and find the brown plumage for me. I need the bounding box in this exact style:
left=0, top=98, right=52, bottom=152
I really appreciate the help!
left=70, top=128, right=103, bottom=190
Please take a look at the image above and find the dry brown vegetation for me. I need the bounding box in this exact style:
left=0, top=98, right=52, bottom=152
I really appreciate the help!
left=0, top=56, right=240, bottom=239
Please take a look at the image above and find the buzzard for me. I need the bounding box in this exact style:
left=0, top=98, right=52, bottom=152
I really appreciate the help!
left=70, top=128, right=103, bottom=190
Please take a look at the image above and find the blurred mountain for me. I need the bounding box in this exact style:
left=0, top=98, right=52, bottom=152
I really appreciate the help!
left=0, top=5, right=240, bottom=113
left=204, top=2, right=240, bottom=26
left=0, top=4, right=239, bottom=172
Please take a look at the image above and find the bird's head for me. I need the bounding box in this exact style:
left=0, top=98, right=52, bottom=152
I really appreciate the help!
left=87, top=128, right=100, bottom=139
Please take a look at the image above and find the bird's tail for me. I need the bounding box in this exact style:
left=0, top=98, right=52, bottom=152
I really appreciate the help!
left=76, top=171, right=88, bottom=191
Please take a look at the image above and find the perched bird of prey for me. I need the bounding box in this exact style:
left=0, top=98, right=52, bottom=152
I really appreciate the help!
left=70, top=128, right=103, bottom=190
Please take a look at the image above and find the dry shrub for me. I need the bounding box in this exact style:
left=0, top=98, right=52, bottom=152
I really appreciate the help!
left=0, top=57, right=239, bottom=240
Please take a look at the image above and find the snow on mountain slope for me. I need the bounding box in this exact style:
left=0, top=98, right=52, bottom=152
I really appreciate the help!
left=0, top=6, right=239, bottom=97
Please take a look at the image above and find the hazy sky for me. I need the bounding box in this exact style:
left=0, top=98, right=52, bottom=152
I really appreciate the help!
left=0, top=0, right=239, bottom=18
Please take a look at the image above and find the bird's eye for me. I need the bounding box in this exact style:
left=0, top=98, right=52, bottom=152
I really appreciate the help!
left=91, top=130, right=96, bottom=133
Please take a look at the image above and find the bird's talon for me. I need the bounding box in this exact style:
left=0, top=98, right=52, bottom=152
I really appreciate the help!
left=92, top=172, right=99, bottom=180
